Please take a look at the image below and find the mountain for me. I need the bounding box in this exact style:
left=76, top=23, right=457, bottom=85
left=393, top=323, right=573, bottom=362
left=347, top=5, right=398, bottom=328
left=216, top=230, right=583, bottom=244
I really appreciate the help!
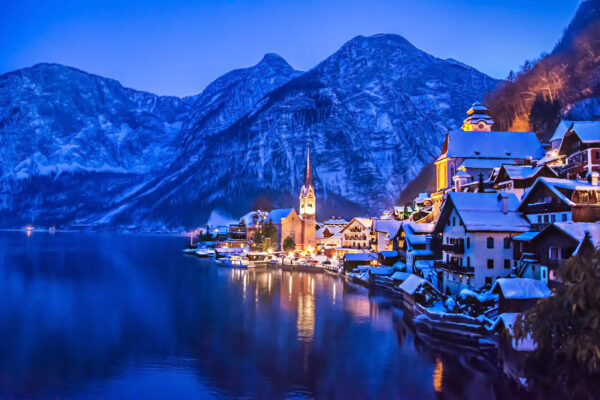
left=91, top=34, right=497, bottom=228
left=485, top=0, right=600, bottom=140
left=0, top=34, right=498, bottom=229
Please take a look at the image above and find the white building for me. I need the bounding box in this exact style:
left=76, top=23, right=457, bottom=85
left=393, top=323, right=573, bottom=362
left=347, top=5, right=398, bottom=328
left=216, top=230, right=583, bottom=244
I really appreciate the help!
left=371, top=219, right=402, bottom=251
left=341, top=218, right=372, bottom=250
left=434, top=192, right=530, bottom=294
left=316, top=225, right=343, bottom=248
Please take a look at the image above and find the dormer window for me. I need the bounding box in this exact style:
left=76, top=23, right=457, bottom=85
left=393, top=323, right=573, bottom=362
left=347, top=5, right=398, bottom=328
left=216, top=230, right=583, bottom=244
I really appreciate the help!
left=474, top=151, right=480, bottom=155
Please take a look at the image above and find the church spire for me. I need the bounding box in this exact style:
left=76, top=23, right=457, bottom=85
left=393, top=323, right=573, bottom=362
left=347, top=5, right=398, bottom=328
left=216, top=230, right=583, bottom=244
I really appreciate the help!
left=304, top=143, right=313, bottom=188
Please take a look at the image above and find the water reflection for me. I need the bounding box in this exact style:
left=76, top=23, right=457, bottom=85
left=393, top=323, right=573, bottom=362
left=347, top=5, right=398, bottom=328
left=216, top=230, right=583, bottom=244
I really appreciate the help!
left=0, top=232, right=530, bottom=399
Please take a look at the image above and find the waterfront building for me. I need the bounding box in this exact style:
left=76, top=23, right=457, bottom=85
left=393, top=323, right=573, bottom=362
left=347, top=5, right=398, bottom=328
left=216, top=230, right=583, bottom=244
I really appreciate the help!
left=341, top=218, right=372, bottom=250
left=433, top=192, right=530, bottom=294
left=558, top=121, right=600, bottom=178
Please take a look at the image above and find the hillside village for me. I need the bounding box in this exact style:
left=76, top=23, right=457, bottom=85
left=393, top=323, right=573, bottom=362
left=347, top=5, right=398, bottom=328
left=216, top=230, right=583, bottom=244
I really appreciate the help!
left=191, top=101, right=600, bottom=384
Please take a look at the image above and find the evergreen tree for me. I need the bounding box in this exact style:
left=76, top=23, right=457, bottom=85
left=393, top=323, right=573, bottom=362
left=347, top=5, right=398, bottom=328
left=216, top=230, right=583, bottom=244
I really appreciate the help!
left=529, top=94, right=561, bottom=139
left=283, top=236, right=296, bottom=251
left=514, top=247, right=600, bottom=398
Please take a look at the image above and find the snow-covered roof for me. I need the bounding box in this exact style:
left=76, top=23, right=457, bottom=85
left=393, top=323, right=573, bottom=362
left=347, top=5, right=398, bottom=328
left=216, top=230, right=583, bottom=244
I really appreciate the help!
left=379, top=250, right=398, bottom=258
left=570, top=121, right=600, bottom=143
left=500, top=165, right=547, bottom=180
left=453, top=168, right=471, bottom=178
left=265, top=208, right=294, bottom=224
left=551, top=222, right=600, bottom=249
left=372, top=219, right=402, bottom=237
left=512, top=231, right=539, bottom=241
left=549, top=120, right=574, bottom=143
left=344, top=252, right=378, bottom=262
left=414, top=260, right=434, bottom=271
left=316, top=225, right=343, bottom=239
left=440, top=131, right=544, bottom=160
left=342, top=217, right=372, bottom=232
left=440, top=192, right=530, bottom=232
left=491, top=313, right=536, bottom=351
left=324, top=218, right=349, bottom=225
left=239, top=210, right=268, bottom=226
left=404, top=221, right=435, bottom=234
left=405, top=233, right=428, bottom=246
left=492, top=278, right=552, bottom=299
left=459, top=159, right=506, bottom=170
left=391, top=271, right=411, bottom=281
left=399, top=274, right=436, bottom=295
left=519, top=177, right=599, bottom=209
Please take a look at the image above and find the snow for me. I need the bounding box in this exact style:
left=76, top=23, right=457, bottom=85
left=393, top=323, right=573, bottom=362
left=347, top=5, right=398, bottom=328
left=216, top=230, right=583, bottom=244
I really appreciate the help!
left=372, top=219, right=402, bottom=237
left=512, top=231, right=539, bottom=241
left=569, top=121, right=600, bottom=143
left=443, top=192, right=530, bottom=232
left=442, top=130, right=545, bottom=160
left=492, top=278, right=552, bottom=299
left=521, top=177, right=599, bottom=208
left=552, top=221, right=600, bottom=249
left=393, top=261, right=407, bottom=271
left=459, top=288, right=497, bottom=302
left=379, top=250, right=398, bottom=258
left=404, top=221, right=435, bottom=234
left=459, top=159, right=508, bottom=170
left=391, top=271, right=410, bottom=281
left=344, top=253, right=378, bottom=262
left=265, top=208, right=294, bottom=224
left=550, top=120, right=574, bottom=143
left=399, top=274, right=436, bottom=295
left=491, top=313, right=536, bottom=351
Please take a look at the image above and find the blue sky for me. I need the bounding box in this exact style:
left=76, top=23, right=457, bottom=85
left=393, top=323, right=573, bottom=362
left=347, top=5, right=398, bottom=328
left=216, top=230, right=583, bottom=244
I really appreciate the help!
left=0, top=0, right=581, bottom=96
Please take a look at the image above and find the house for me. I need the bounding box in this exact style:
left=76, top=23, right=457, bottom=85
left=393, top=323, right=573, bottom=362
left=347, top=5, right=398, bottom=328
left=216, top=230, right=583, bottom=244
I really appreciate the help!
left=315, top=225, right=343, bottom=248
left=402, top=222, right=435, bottom=274
left=433, top=192, right=530, bottom=295
left=341, top=218, right=372, bottom=250
left=431, top=102, right=545, bottom=218
left=558, top=121, right=600, bottom=178
left=493, top=164, right=557, bottom=200
left=343, top=252, right=378, bottom=273
left=491, top=278, right=552, bottom=314
left=239, top=210, right=269, bottom=243
left=398, top=274, right=440, bottom=310
left=517, top=177, right=600, bottom=231
left=514, top=222, right=600, bottom=287
left=322, top=218, right=348, bottom=228
left=491, top=313, right=536, bottom=381
left=371, top=219, right=402, bottom=251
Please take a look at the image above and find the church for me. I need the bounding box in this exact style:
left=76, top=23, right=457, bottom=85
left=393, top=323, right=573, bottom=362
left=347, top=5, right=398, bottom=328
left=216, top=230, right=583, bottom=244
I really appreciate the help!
left=264, top=147, right=316, bottom=251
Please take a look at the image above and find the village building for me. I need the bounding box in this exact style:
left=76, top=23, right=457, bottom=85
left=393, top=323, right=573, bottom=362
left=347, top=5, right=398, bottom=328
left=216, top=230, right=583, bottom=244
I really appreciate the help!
left=493, top=164, right=558, bottom=200
left=434, top=192, right=530, bottom=295
left=517, top=177, right=600, bottom=231
left=315, top=225, right=343, bottom=248
left=431, top=102, right=545, bottom=219
left=491, top=278, right=552, bottom=314
left=341, top=217, right=372, bottom=250
left=558, top=121, right=600, bottom=178
left=371, top=219, right=402, bottom=251
left=394, top=221, right=435, bottom=275
left=513, top=221, right=600, bottom=287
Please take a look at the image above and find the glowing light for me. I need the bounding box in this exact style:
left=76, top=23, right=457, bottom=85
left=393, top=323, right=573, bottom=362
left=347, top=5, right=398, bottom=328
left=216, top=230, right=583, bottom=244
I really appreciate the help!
left=433, top=357, right=443, bottom=392
left=268, top=273, right=272, bottom=293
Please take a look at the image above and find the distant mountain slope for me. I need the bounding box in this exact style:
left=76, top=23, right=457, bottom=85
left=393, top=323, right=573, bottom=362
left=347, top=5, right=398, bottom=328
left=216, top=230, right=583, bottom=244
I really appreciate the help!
left=104, top=34, right=497, bottom=228
left=485, top=0, right=600, bottom=140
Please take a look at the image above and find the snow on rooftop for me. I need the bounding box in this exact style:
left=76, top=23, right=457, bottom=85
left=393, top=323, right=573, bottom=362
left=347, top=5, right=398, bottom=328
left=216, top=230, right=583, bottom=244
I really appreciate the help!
left=501, top=165, right=544, bottom=180
left=521, top=177, right=599, bottom=208
left=324, top=218, right=348, bottom=225
left=570, top=121, right=600, bottom=143
left=491, top=313, right=536, bottom=351
left=442, top=131, right=544, bottom=160
left=344, top=252, right=378, bottom=262
left=549, top=120, right=574, bottom=143
left=372, top=219, right=402, bottom=237
left=444, top=192, right=530, bottom=232
left=266, top=208, right=294, bottom=224
left=399, top=274, right=436, bottom=295
left=405, top=233, right=428, bottom=246
left=379, top=250, right=398, bottom=258
left=512, top=231, right=539, bottom=241
left=459, top=159, right=507, bottom=170
left=391, top=271, right=411, bottom=281
left=492, top=278, right=552, bottom=299
left=552, top=221, right=600, bottom=249
left=405, top=221, right=435, bottom=234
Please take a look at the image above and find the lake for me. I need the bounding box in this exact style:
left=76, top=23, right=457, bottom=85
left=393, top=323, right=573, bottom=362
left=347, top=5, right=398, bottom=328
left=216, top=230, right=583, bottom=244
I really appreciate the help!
left=0, top=231, right=529, bottom=399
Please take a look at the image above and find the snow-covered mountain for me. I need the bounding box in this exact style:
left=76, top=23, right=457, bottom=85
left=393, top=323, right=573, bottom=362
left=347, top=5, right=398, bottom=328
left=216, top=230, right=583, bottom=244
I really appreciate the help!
left=0, top=34, right=497, bottom=229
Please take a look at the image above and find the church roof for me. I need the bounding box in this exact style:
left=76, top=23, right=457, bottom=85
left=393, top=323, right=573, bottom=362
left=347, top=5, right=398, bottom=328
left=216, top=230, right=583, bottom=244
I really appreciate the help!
left=439, top=131, right=544, bottom=161
left=265, top=208, right=294, bottom=224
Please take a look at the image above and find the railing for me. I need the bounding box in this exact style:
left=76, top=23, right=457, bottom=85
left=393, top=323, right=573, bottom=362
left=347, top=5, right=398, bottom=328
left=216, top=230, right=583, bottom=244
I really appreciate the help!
left=434, top=261, right=474, bottom=274
left=441, top=242, right=464, bottom=254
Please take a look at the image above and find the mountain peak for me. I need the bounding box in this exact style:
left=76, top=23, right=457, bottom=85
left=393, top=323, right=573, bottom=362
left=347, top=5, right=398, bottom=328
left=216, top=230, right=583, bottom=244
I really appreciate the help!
left=257, top=53, right=293, bottom=69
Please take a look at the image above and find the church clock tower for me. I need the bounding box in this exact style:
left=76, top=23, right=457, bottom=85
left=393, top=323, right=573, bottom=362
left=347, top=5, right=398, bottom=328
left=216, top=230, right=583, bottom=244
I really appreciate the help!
left=299, top=145, right=316, bottom=249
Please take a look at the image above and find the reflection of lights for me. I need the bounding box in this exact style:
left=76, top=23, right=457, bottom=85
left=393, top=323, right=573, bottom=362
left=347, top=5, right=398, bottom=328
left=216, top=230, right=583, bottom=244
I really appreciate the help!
left=268, top=273, right=272, bottom=294
left=243, top=273, right=247, bottom=299
left=289, top=275, right=293, bottom=298
left=433, top=357, right=443, bottom=393
left=297, top=292, right=315, bottom=343
left=311, top=277, right=314, bottom=295
left=26, top=230, right=32, bottom=238
left=332, top=282, right=336, bottom=305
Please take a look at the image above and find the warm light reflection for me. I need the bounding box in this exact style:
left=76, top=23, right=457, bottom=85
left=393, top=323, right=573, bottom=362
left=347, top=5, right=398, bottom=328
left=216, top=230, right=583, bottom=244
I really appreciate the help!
left=297, top=291, right=315, bottom=343
left=332, top=282, right=336, bottom=305
left=433, top=357, right=443, bottom=393
left=243, top=273, right=247, bottom=300
left=268, top=273, right=272, bottom=294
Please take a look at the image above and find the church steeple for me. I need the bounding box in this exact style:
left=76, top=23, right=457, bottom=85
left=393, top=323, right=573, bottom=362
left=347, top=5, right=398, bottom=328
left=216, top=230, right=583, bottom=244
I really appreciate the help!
left=461, top=101, right=494, bottom=131
left=299, top=144, right=315, bottom=218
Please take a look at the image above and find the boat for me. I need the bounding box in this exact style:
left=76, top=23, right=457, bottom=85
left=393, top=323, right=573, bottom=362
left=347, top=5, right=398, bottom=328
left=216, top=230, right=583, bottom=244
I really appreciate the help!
left=215, top=255, right=250, bottom=268
left=195, top=248, right=216, bottom=257
left=182, top=247, right=198, bottom=254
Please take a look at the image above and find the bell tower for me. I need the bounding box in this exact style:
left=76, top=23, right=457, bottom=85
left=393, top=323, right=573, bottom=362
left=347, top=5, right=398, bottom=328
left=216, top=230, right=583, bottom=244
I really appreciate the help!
left=299, top=144, right=316, bottom=249
left=461, top=101, right=494, bottom=131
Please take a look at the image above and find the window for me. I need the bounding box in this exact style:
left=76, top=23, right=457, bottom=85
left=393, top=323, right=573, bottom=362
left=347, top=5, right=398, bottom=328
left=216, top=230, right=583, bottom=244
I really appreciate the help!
left=503, top=237, right=510, bottom=249
left=537, top=215, right=542, bottom=223
left=466, top=237, right=470, bottom=249
left=549, top=247, right=559, bottom=259
left=551, top=214, right=556, bottom=223
left=504, top=259, right=511, bottom=269
left=487, top=237, right=494, bottom=248
left=466, top=277, right=470, bottom=286
left=487, top=259, right=494, bottom=269
left=466, top=256, right=470, bottom=267
left=562, top=213, right=568, bottom=222
left=485, top=277, right=493, bottom=287
left=453, top=217, right=456, bottom=226
left=543, top=215, right=549, bottom=223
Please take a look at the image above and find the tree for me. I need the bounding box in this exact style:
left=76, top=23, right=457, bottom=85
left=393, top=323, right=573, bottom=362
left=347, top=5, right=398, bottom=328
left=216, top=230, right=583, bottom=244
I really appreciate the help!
left=514, top=247, right=600, bottom=398
left=529, top=94, right=561, bottom=141
left=257, top=220, right=278, bottom=252
left=283, top=236, right=296, bottom=252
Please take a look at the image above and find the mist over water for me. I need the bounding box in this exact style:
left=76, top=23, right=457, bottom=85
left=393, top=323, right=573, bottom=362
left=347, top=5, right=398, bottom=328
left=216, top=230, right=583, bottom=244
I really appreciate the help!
left=0, top=232, right=525, bottom=399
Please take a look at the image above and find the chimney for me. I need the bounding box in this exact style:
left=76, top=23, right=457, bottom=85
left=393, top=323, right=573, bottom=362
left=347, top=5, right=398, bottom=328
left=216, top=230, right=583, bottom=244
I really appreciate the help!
left=498, top=193, right=509, bottom=214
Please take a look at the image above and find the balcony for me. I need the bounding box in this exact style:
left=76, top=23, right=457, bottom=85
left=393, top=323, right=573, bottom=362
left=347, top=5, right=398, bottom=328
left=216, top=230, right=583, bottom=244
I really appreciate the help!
left=441, top=242, right=464, bottom=254
left=434, top=261, right=474, bottom=274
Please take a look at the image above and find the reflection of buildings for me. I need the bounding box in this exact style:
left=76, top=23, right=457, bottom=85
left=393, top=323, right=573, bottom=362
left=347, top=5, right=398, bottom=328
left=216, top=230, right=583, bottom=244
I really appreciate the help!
left=297, top=289, right=315, bottom=343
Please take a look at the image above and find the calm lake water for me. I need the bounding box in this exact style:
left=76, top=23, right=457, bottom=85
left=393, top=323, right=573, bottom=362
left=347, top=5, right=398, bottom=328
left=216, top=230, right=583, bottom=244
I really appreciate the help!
left=0, top=231, right=529, bottom=399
